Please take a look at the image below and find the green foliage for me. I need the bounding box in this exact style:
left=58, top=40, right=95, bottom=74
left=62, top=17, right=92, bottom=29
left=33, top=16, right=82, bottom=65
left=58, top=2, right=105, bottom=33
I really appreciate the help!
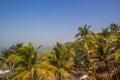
left=0, top=23, right=120, bottom=80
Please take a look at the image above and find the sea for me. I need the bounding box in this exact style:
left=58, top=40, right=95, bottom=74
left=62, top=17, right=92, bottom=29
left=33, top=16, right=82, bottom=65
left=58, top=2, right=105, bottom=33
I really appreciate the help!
left=0, top=46, right=53, bottom=53
left=0, top=47, right=7, bottom=51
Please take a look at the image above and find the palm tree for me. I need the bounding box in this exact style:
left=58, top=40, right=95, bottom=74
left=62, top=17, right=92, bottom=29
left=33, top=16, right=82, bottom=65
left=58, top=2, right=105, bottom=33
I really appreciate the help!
left=11, top=43, right=42, bottom=80
left=75, top=24, right=95, bottom=62
left=37, top=51, right=56, bottom=80
left=0, top=49, right=12, bottom=70
left=0, top=48, right=23, bottom=80
left=49, top=42, right=74, bottom=80
left=75, top=25, right=97, bottom=79
left=110, top=23, right=119, bottom=33
left=90, top=36, right=119, bottom=80
left=75, top=25, right=92, bottom=40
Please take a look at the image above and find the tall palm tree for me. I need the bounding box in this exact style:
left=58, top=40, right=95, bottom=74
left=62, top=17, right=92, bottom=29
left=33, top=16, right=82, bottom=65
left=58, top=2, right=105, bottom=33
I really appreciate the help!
left=75, top=25, right=97, bottom=79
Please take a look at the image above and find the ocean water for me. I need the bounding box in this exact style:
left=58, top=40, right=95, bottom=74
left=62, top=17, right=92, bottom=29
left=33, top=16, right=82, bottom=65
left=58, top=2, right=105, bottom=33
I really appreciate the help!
left=38, top=46, right=53, bottom=52
left=0, top=47, right=7, bottom=51
left=0, top=46, right=53, bottom=52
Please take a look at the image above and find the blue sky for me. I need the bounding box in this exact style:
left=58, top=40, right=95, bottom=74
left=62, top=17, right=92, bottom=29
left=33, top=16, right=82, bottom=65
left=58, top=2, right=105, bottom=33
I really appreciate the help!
left=0, top=0, right=120, bottom=47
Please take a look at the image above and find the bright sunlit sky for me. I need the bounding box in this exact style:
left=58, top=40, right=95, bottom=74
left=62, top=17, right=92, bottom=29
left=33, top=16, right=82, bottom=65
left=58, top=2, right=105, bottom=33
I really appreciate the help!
left=0, top=0, right=120, bottom=47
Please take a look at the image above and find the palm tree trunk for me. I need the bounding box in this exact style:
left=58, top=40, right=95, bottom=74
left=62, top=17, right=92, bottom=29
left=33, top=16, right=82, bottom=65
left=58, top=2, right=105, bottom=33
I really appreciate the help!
left=105, top=61, right=112, bottom=80
left=87, top=53, right=93, bottom=73
left=113, top=64, right=118, bottom=80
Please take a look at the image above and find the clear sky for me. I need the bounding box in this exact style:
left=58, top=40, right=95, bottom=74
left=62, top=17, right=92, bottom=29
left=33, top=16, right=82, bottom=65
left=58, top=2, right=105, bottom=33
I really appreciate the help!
left=0, top=0, right=120, bottom=47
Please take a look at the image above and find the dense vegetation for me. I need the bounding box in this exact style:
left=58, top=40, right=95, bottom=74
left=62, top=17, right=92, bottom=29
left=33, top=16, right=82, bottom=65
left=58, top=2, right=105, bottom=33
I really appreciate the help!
left=0, top=23, right=120, bottom=80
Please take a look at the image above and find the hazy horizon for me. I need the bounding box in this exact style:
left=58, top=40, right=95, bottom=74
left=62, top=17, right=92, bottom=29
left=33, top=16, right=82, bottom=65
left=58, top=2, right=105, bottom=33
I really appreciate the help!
left=0, top=0, right=120, bottom=47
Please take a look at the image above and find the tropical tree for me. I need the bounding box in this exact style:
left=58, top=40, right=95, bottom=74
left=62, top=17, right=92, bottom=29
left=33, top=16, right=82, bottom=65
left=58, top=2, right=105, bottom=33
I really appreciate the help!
left=75, top=25, right=92, bottom=40
left=75, top=24, right=94, bottom=62
left=74, top=25, right=97, bottom=78
left=37, top=51, right=56, bottom=80
left=90, top=36, right=120, bottom=80
left=11, top=43, right=42, bottom=80
left=0, top=49, right=12, bottom=71
left=110, top=23, right=119, bottom=33
left=49, top=42, right=75, bottom=80
left=0, top=43, right=24, bottom=70
left=0, top=47, right=23, bottom=80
